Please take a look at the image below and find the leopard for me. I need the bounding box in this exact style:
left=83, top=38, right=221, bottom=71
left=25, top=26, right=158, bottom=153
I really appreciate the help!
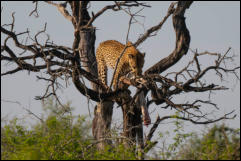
left=96, top=40, right=145, bottom=91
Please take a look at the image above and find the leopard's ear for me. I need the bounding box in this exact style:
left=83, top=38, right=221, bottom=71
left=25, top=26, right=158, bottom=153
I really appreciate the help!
left=142, top=52, right=146, bottom=57
left=140, top=52, right=145, bottom=57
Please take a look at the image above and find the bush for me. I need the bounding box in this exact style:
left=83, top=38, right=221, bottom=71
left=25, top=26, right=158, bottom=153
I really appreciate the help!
left=1, top=99, right=137, bottom=160
left=1, top=99, right=239, bottom=160
left=175, top=124, right=240, bottom=160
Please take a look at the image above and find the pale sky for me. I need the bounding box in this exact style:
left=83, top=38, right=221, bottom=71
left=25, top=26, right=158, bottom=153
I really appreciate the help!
left=1, top=1, right=240, bottom=145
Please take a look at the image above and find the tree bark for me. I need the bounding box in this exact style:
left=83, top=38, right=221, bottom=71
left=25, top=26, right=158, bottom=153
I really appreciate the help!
left=72, top=1, right=192, bottom=152
left=121, top=1, right=193, bottom=155
left=144, top=1, right=192, bottom=75
left=92, top=101, right=114, bottom=149
left=122, top=102, right=143, bottom=146
left=70, top=1, right=114, bottom=150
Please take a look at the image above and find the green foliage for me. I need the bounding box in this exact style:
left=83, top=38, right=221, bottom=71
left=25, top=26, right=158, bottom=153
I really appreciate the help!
left=149, top=114, right=240, bottom=160
left=1, top=98, right=138, bottom=160
left=175, top=124, right=240, bottom=160
left=169, top=113, right=193, bottom=153
left=154, top=112, right=194, bottom=160
left=1, top=99, right=239, bottom=160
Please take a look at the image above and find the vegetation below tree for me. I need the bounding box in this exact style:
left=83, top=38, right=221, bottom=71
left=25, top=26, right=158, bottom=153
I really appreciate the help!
left=1, top=100, right=240, bottom=160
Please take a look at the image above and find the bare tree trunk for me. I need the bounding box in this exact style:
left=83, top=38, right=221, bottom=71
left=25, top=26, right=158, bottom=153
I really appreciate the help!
left=92, top=101, right=114, bottom=149
left=122, top=103, right=137, bottom=145
left=122, top=102, right=143, bottom=145
left=121, top=91, right=145, bottom=159
left=78, top=29, right=98, bottom=90
left=70, top=1, right=114, bottom=150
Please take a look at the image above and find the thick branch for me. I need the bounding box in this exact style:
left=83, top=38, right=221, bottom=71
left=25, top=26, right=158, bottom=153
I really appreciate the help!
left=144, top=1, right=192, bottom=75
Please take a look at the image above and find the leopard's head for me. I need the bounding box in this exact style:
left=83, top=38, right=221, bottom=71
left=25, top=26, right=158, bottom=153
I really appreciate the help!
left=126, top=41, right=145, bottom=76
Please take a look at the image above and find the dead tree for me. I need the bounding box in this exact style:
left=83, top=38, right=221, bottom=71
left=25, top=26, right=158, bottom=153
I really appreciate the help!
left=1, top=1, right=239, bottom=158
